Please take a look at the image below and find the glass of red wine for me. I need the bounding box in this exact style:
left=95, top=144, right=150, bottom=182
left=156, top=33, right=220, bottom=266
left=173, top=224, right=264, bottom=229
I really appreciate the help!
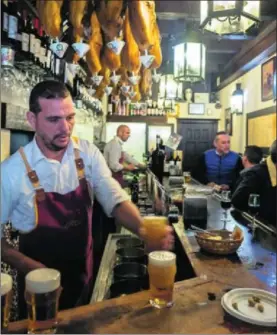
left=248, top=194, right=260, bottom=234
left=220, top=190, right=232, bottom=229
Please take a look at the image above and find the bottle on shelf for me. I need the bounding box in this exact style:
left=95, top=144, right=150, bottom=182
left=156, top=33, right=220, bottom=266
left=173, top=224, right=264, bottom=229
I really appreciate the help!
left=108, top=96, right=113, bottom=116
left=150, top=135, right=165, bottom=183
left=1, top=0, right=9, bottom=44
left=8, top=0, right=19, bottom=49
left=20, top=10, right=31, bottom=62
left=29, top=18, right=37, bottom=63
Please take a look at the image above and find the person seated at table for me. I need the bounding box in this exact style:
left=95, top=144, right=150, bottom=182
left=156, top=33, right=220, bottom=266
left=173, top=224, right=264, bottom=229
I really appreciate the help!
left=192, top=131, right=243, bottom=190
left=233, top=145, right=263, bottom=191
left=232, top=140, right=277, bottom=227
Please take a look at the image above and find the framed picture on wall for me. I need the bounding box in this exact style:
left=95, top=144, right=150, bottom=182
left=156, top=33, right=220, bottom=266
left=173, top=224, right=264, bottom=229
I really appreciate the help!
left=261, top=57, right=275, bottom=101
left=188, top=103, right=205, bottom=115
left=225, top=108, right=233, bottom=136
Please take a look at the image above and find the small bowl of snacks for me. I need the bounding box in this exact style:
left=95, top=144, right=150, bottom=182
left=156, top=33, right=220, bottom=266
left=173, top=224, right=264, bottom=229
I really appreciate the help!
left=195, top=226, right=244, bottom=255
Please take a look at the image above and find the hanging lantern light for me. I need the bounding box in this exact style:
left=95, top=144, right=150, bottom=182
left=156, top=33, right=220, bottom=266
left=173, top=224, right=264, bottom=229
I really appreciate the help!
left=231, top=83, right=243, bottom=114
left=173, top=31, right=206, bottom=83
left=200, top=1, right=260, bottom=35
left=159, top=74, right=183, bottom=100
left=159, top=74, right=182, bottom=110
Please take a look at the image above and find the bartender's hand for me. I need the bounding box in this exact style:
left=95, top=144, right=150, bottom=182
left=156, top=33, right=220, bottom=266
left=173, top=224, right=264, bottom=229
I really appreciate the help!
left=220, top=184, right=230, bottom=191
left=124, top=164, right=136, bottom=171
left=138, top=163, right=146, bottom=169
left=23, top=259, right=47, bottom=275
left=140, top=225, right=175, bottom=252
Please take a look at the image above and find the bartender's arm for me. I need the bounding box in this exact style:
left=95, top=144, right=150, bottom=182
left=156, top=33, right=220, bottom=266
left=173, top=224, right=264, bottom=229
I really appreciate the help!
left=123, top=151, right=145, bottom=168
left=1, top=175, right=46, bottom=274
left=104, top=141, right=136, bottom=172
left=90, top=148, right=173, bottom=249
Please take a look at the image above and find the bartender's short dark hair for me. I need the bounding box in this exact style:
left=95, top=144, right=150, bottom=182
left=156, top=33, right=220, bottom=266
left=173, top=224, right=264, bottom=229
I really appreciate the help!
left=29, top=80, right=71, bottom=114
left=244, top=146, right=263, bottom=164
left=270, top=140, right=277, bottom=164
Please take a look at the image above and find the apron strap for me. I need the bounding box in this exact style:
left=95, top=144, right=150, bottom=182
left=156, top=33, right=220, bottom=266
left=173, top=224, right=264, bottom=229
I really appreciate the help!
left=74, top=148, right=86, bottom=180
left=73, top=144, right=93, bottom=202
left=18, top=147, right=46, bottom=202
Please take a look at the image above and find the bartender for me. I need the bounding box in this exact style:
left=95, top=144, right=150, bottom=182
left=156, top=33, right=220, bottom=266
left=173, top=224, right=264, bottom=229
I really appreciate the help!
left=1, top=81, right=174, bottom=317
left=104, top=125, right=145, bottom=186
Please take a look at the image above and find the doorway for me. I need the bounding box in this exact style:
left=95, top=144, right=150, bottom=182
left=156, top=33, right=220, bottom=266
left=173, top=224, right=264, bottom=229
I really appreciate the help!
left=177, top=119, right=218, bottom=171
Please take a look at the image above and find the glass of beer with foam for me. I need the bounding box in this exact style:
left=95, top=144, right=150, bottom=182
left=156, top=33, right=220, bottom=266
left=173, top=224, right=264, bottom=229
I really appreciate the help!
left=25, top=269, right=62, bottom=334
left=1, top=273, right=13, bottom=333
left=184, top=171, right=191, bottom=184
left=148, top=251, right=176, bottom=308
left=142, top=216, right=168, bottom=248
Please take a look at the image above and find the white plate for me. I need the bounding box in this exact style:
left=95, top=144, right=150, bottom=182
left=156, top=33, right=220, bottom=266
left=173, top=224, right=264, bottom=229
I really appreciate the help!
left=221, top=288, right=276, bottom=327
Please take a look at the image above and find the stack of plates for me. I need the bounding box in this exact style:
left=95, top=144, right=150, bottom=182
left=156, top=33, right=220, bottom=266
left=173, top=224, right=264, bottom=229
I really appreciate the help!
left=221, top=288, right=276, bottom=327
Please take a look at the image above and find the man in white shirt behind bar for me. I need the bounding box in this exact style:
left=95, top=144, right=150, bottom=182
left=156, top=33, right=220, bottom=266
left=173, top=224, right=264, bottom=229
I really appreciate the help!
left=104, top=125, right=145, bottom=187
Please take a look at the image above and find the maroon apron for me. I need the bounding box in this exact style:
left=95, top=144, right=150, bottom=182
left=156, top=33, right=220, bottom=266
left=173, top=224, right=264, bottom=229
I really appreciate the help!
left=112, top=152, right=125, bottom=187
left=17, top=146, right=93, bottom=318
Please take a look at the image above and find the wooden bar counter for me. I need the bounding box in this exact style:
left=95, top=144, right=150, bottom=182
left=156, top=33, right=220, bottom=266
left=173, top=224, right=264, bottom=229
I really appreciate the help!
left=8, top=211, right=276, bottom=334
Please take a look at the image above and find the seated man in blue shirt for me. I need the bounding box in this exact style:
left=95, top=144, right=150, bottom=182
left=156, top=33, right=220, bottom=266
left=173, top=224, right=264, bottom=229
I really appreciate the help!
left=192, top=131, right=243, bottom=190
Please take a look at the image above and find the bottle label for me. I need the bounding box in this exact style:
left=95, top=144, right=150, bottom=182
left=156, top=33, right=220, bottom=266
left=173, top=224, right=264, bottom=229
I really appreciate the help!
left=8, top=15, right=18, bottom=39
left=1, top=46, right=15, bottom=66
left=3, top=12, right=8, bottom=31
left=40, top=47, right=46, bottom=61
left=47, top=50, right=52, bottom=68
left=16, top=33, right=22, bottom=42
left=55, top=59, right=60, bottom=75
left=35, top=38, right=41, bottom=58
left=30, top=34, right=36, bottom=54
left=22, top=32, right=29, bottom=52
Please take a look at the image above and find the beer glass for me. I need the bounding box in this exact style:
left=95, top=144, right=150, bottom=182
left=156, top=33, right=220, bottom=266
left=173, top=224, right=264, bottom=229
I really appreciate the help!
left=184, top=171, right=191, bottom=184
left=1, top=273, right=13, bottom=333
left=25, top=269, right=62, bottom=334
left=148, top=251, right=176, bottom=308
left=142, top=216, right=168, bottom=248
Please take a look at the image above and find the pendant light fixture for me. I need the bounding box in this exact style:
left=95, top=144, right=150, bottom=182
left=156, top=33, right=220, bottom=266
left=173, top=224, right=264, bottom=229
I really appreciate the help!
left=231, top=83, right=243, bottom=114
left=173, top=30, right=206, bottom=83
left=200, top=1, right=261, bottom=35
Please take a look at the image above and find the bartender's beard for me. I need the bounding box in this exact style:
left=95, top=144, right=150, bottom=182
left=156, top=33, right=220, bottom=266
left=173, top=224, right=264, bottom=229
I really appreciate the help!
left=38, top=132, right=71, bottom=152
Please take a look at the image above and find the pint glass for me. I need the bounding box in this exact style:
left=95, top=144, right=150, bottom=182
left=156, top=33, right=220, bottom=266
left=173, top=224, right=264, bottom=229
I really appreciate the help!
left=1, top=273, right=13, bottom=333
left=25, top=268, right=62, bottom=334
left=184, top=172, right=191, bottom=184
left=148, top=251, right=176, bottom=308
left=142, top=216, right=168, bottom=247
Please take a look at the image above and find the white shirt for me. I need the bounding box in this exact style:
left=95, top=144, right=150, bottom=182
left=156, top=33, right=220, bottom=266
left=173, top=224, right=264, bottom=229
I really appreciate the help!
left=103, top=136, right=140, bottom=172
left=1, top=137, right=129, bottom=234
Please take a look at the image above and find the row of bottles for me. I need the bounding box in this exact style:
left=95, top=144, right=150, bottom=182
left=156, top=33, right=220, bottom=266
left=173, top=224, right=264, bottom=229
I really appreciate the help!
left=108, top=99, right=167, bottom=117
left=1, top=0, right=63, bottom=79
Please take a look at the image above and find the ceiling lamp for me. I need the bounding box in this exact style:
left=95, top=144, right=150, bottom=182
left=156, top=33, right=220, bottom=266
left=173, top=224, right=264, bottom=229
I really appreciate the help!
left=231, top=83, right=243, bottom=114
left=159, top=74, right=183, bottom=111
left=173, top=31, right=206, bottom=83
left=159, top=74, right=183, bottom=100
left=200, top=1, right=260, bottom=35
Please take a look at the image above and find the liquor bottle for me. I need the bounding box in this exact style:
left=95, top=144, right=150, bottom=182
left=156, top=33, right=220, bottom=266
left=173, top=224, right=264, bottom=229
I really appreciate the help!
left=1, top=0, right=9, bottom=44
left=151, top=135, right=165, bottom=183
left=40, top=28, right=48, bottom=68
left=34, top=19, right=42, bottom=66
left=8, top=0, right=19, bottom=48
left=20, top=10, right=31, bottom=61
left=29, top=18, right=37, bottom=62
left=108, top=97, right=113, bottom=116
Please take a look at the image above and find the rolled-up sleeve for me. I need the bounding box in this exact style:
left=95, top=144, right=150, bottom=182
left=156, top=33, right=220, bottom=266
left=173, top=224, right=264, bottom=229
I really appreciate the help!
left=123, top=151, right=140, bottom=166
left=88, top=146, right=130, bottom=216
left=104, top=141, right=124, bottom=172
left=1, top=164, right=13, bottom=237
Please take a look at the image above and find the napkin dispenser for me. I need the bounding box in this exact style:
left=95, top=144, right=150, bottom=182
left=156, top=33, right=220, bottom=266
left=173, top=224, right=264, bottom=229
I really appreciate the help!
left=183, top=196, right=208, bottom=230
